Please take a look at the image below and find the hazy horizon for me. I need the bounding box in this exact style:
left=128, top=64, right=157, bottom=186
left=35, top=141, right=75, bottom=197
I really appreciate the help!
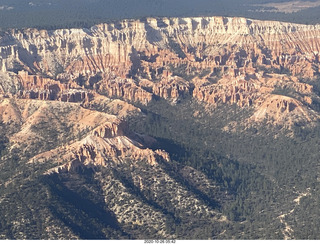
left=0, top=0, right=320, bottom=29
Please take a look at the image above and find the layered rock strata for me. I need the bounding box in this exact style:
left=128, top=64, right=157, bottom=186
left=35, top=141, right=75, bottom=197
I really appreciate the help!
left=0, top=97, right=168, bottom=173
left=1, top=16, right=320, bottom=78
left=1, top=16, right=320, bottom=123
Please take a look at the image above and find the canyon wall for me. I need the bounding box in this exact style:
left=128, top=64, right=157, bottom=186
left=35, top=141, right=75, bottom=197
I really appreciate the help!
left=1, top=16, right=320, bottom=123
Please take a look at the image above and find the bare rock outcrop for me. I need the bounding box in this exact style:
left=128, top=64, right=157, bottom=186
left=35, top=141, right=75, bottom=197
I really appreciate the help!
left=250, top=94, right=319, bottom=127
left=48, top=121, right=170, bottom=173
left=15, top=70, right=94, bottom=102
left=152, top=76, right=190, bottom=100
left=0, top=98, right=167, bottom=174
left=193, top=77, right=254, bottom=107
left=99, top=78, right=153, bottom=105
left=2, top=16, right=320, bottom=126
left=1, top=16, right=320, bottom=81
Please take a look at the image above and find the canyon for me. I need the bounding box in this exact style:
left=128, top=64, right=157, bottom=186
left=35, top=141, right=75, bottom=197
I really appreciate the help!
left=1, top=16, right=320, bottom=127
left=1, top=16, right=320, bottom=239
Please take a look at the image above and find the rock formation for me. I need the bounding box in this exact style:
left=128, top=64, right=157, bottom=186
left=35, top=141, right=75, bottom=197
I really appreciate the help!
left=0, top=97, right=168, bottom=174
left=5, top=17, right=320, bottom=240
left=151, top=76, right=191, bottom=100
left=45, top=119, right=170, bottom=173
left=15, top=70, right=94, bottom=102
left=2, top=16, right=319, bottom=79
left=98, top=78, right=153, bottom=105
left=1, top=16, right=320, bottom=125
left=250, top=94, right=318, bottom=127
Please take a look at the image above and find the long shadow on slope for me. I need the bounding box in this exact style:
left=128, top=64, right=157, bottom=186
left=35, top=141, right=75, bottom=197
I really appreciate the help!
left=148, top=136, right=224, bottom=209
left=158, top=159, right=222, bottom=210
left=42, top=173, right=129, bottom=239
left=111, top=168, right=180, bottom=225
left=152, top=137, right=190, bottom=162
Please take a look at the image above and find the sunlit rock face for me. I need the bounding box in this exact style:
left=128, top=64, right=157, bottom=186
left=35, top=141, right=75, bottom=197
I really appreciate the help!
left=1, top=16, right=320, bottom=125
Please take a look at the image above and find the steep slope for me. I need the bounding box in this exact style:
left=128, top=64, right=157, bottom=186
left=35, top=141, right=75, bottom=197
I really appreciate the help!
left=1, top=16, right=320, bottom=127
left=0, top=97, right=231, bottom=239
left=2, top=16, right=320, bottom=239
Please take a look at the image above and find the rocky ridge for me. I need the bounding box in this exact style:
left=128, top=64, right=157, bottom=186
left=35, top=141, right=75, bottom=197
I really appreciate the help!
left=0, top=96, right=230, bottom=239
left=1, top=16, right=320, bottom=125
left=2, top=16, right=320, bottom=239
left=46, top=120, right=170, bottom=174
left=0, top=97, right=167, bottom=172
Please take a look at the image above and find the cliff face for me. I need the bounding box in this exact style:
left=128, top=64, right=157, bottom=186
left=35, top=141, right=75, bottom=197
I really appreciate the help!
left=47, top=122, right=169, bottom=174
left=1, top=16, right=320, bottom=78
left=15, top=70, right=94, bottom=102
left=0, top=97, right=230, bottom=240
left=2, top=17, right=320, bottom=240
left=0, top=97, right=167, bottom=173
left=1, top=16, right=320, bottom=124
